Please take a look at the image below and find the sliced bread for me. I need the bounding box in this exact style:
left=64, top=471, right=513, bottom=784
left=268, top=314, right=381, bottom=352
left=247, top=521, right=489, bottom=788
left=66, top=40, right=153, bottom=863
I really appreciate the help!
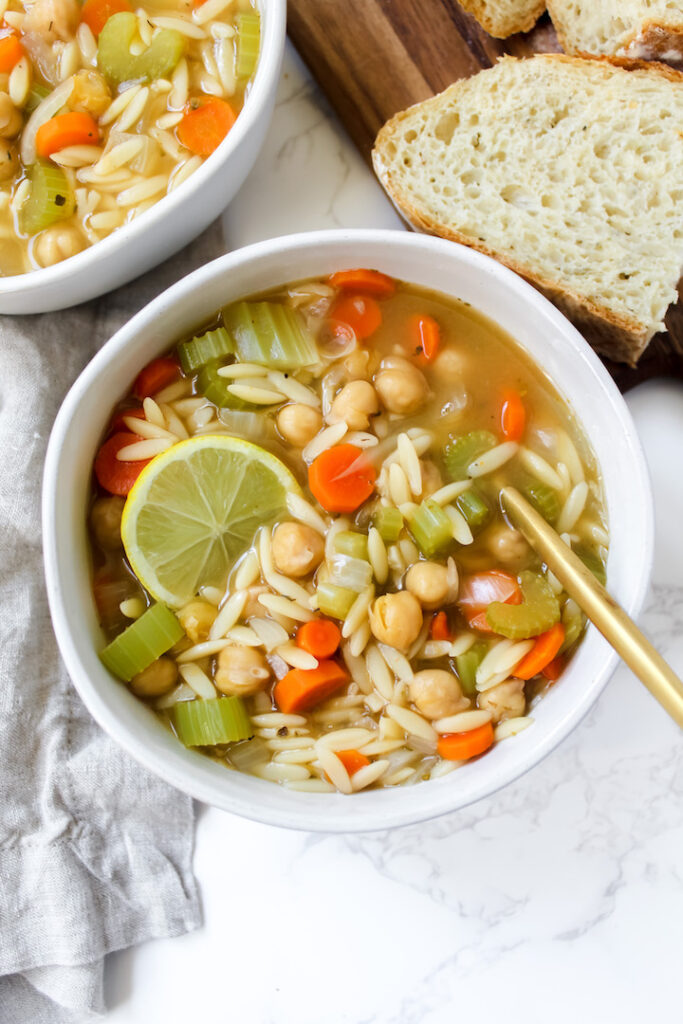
left=457, top=0, right=546, bottom=38
left=372, top=54, right=683, bottom=364
left=548, top=1, right=683, bottom=62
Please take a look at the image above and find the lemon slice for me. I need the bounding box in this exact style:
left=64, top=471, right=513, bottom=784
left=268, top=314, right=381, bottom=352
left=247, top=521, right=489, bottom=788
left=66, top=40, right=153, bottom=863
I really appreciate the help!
left=121, top=436, right=299, bottom=607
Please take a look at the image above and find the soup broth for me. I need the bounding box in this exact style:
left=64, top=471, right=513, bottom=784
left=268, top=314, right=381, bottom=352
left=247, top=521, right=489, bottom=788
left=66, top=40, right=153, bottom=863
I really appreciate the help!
left=88, top=269, right=608, bottom=794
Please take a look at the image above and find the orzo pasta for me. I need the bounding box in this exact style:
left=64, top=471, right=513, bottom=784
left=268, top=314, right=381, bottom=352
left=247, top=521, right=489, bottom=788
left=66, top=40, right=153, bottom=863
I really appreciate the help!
left=89, top=267, right=608, bottom=793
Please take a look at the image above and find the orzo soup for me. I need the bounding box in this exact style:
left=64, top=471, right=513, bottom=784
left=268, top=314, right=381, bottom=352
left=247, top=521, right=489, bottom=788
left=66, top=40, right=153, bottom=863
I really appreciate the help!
left=89, top=268, right=608, bottom=794
left=0, top=0, right=259, bottom=275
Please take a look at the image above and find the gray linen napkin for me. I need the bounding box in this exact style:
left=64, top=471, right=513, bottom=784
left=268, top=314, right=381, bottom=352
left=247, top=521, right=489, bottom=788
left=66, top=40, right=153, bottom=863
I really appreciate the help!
left=0, top=222, right=225, bottom=1023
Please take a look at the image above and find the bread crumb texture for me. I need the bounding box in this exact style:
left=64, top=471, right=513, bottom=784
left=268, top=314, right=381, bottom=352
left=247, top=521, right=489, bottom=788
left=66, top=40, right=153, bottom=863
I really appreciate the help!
left=458, top=0, right=545, bottom=38
left=373, top=55, right=683, bottom=361
left=548, top=1, right=683, bottom=60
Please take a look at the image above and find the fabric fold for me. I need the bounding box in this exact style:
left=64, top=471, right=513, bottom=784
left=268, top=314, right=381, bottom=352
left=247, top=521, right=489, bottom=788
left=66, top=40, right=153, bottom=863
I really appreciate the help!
left=0, top=222, right=224, bottom=1023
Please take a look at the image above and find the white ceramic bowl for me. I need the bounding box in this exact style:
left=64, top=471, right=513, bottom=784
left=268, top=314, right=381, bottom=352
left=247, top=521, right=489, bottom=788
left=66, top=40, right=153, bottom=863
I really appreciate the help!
left=0, top=0, right=285, bottom=315
left=43, top=229, right=653, bottom=832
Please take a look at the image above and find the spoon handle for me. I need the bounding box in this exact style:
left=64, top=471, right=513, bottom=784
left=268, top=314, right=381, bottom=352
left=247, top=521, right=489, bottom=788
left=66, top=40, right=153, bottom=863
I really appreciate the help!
left=500, top=486, right=683, bottom=728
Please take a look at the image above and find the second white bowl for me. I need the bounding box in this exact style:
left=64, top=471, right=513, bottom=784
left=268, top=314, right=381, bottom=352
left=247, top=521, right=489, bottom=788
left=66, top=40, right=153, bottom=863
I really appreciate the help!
left=0, top=0, right=286, bottom=314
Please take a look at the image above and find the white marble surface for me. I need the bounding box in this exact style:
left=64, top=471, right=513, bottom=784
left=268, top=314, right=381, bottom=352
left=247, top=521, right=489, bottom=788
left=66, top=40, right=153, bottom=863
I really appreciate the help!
left=103, top=43, right=683, bottom=1024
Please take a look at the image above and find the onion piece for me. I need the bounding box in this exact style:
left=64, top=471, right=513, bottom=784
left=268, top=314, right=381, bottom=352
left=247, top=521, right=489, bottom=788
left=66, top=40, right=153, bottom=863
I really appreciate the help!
left=21, top=77, right=75, bottom=166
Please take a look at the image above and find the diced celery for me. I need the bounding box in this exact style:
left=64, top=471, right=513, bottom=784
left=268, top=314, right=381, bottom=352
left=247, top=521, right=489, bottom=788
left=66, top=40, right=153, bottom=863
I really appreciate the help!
left=222, top=301, right=318, bottom=369
left=25, top=82, right=49, bottom=112
left=335, top=531, right=368, bottom=560
left=317, top=581, right=356, bottom=620
left=486, top=571, right=560, bottom=640
left=443, top=430, right=496, bottom=481
left=198, top=359, right=251, bottom=409
left=456, top=641, right=488, bottom=697
left=177, top=327, right=235, bottom=373
left=236, top=11, right=260, bottom=81
left=173, top=696, right=252, bottom=747
left=329, top=553, right=372, bottom=593
left=560, top=599, right=585, bottom=653
left=372, top=505, right=403, bottom=543
left=522, top=480, right=560, bottom=525
left=456, top=488, right=490, bottom=530
left=408, top=499, right=453, bottom=558
left=100, top=603, right=184, bottom=681
left=19, top=161, right=76, bottom=236
left=98, top=13, right=184, bottom=87
left=574, top=544, right=607, bottom=586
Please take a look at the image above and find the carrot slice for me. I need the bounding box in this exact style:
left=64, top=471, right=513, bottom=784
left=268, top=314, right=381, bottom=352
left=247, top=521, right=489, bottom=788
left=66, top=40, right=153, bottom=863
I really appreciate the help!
left=296, top=619, right=341, bottom=660
left=500, top=389, right=526, bottom=442
left=414, top=314, right=440, bottom=361
left=133, top=357, right=180, bottom=399
left=330, top=293, right=382, bottom=340
left=430, top=611, right=451, bottom=641
left=274, top=660, right=349, bottom=714
left=308, top=443, right=376, bottom=513
left=109, top=406, right=145, bottom=434
left=336, top=749, right=371, bottom=776
left=80, top=0, right=132, bottom=36
left=35, top=112, right=100, bottom=158
left=177, top=97, right=236, bottom=156
left=514, top=623, right=565, bottom=680
left=94, top=432, right=150, bottom=496
left=328, top=269, right=395, bottom=298
left=0, top=33, right=24, bottom=73
left=437, top=722, right=494, bottom=761
left=458, top=570, right=522, bottom=633
left=542, top=654, right=565, bottom=681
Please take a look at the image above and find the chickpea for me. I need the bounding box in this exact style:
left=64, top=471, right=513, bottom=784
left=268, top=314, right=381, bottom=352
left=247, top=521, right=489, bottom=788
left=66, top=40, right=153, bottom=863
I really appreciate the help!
left=374, top=357, right=429, bottom=416
left=477, top=678, right=525, bottom=723
left=214, top=645, right=270, bottom=696
left=90, top=496, right=125, bottom=550
left=405, top=561, right=451, bottom=611
left=0, top=142, right=18, bottom=182
left=432, top=346, right=469, bottom=385
left=328, top=379, right=379, bottom=431
left=369, top=591, right=423, bottom=651
left=419, top=459, right=442, bottom=499
left=130, top=656, right=178, bottom=698
left=277, top=403, right=322, bottom=447
left=343, top=348, right=371, bottom=380
left=0, top=94, right=22, bottom=139
left=271, top=521, right=324, bottom=578
left=410, top=669, right=468, bottom=720
left=178, top=600, right=216, bottom=644
left=70, top=70, right=111, bottom=117
left=33, top=226, right=85, bottom=268
left=487, top=524, right=530, bottom=568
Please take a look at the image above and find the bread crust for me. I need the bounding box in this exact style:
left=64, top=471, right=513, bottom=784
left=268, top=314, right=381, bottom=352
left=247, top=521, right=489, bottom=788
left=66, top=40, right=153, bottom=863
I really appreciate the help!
left=372, top=54, right=683, bottom=365
left=623, top=22, right=683, bottom=64
left=457, top=0, right=545, bottom=39
left=549, top=4, right=683, bottom=65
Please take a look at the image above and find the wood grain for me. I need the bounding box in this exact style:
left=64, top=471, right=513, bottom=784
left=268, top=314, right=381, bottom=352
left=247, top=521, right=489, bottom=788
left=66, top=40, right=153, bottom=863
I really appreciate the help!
left=287, top=2, right=683, bottom=389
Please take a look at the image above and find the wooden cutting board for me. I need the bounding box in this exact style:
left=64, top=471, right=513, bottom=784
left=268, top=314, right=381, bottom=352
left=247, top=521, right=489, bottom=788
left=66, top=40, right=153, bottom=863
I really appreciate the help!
left=287, top=2, right=683, bottom=391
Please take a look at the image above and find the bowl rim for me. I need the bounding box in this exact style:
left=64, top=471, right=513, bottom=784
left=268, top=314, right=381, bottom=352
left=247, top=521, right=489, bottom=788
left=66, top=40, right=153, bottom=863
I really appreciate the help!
left=0, top=0, right=286, bottom=299
left=43, top=228, right=654, bottom=832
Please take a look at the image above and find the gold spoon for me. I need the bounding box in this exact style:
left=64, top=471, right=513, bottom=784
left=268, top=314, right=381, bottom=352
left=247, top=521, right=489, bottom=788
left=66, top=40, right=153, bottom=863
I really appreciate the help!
left=500, top=485, right=683, bottom=728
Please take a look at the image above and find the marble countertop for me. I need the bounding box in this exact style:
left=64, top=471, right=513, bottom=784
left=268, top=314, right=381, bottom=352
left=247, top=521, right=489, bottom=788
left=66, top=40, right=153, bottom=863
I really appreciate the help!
left=104, top=43, right=683, bottom=1024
